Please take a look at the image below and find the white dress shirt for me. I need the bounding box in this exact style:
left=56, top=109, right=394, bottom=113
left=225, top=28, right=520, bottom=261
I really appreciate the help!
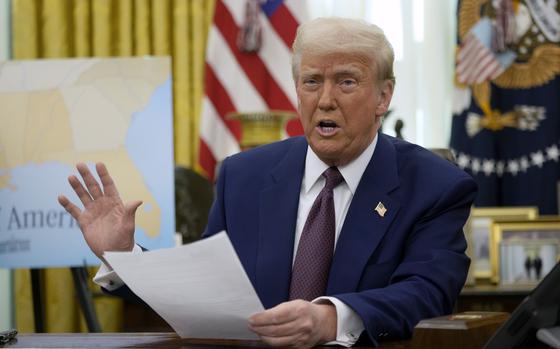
left=298, top=135, right=377, bottom=346
left=94, top=135, right=378, bottom=346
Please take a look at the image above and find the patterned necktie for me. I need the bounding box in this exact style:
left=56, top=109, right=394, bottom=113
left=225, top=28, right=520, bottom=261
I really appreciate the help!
left=289, top=166, right=344, bottom=301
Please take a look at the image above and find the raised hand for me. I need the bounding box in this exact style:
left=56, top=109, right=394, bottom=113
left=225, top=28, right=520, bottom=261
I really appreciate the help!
left=58, top=162, right=142, bottom=263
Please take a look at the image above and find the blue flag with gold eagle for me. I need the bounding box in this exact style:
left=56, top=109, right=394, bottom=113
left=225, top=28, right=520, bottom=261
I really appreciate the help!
left=451, top=0, right=560, bottom=214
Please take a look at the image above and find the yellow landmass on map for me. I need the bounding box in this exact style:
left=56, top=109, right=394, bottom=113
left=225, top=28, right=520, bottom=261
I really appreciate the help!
left=59, top=58, right=170, bottom=153
left=78, top=57, right=170, bottom=86
left=74, top=58, right=170, bottom=127
left=0, top=90, right=73, bottom=169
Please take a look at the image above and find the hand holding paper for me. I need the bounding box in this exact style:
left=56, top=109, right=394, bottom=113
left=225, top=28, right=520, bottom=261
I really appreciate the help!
left=104, top=232, right=264, bottom=340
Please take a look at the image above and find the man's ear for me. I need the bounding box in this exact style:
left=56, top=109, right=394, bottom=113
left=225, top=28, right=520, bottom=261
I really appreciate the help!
left=375, top=80, right=395, bottom=116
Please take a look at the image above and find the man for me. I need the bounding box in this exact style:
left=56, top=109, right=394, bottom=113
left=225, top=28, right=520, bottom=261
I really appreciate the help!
left=59, top=18, right=477, bottom=348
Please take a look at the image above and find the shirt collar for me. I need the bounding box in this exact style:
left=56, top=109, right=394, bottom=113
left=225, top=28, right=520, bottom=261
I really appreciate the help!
left=303, top=134, right=378, bottom=195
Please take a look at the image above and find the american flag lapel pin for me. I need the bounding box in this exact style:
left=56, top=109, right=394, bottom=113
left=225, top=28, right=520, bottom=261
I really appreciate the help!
left=374, top=202, right=387, bottom=217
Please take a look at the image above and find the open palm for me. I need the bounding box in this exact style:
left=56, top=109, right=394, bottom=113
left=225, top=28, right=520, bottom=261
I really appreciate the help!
left=58, top=163, right=142, bottom=262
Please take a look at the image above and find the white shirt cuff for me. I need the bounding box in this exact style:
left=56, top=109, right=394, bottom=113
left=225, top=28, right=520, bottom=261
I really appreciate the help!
left=92, top=244, right=142, bottom=291
left=313, top=296, right=364, bottom=346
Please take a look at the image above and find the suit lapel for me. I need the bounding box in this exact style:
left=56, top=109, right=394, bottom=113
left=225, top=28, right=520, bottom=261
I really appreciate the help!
left=327, top=134, right=402, bottom=295
left=256, top=137, right=307, bottom=308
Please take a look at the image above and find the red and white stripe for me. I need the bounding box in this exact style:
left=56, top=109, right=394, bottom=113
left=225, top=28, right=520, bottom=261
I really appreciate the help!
left=456, top=33, right=503, bottom=85
left=199, top=0, right=307, bottom=180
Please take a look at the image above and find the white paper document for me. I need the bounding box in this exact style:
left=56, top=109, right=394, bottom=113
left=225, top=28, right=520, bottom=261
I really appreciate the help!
left=104, top=231, right=264, bottom=339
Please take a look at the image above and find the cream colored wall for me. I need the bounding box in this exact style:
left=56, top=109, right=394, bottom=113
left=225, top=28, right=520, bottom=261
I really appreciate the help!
left=0, top=0, right=13, bottom=331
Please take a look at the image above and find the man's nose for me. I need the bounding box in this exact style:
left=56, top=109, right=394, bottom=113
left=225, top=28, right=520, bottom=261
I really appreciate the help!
left=317, top=82, right=336, bottom=111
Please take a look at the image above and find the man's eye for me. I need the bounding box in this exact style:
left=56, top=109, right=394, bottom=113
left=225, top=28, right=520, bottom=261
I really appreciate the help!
left=340, top=79, right=357, bottom=87
left=302, top=79, right=320, bottom=89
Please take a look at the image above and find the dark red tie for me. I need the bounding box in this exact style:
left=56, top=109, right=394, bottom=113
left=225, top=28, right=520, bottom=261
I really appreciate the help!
left=289, top=167, right=344, bottom=301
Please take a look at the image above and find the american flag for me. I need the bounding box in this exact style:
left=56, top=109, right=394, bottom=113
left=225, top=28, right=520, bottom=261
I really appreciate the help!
left=199, top=0, right=307, bottom=180
left=456, top=17, right=515, bottom=85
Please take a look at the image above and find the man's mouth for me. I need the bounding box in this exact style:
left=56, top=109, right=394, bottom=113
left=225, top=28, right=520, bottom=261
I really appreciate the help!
left=316, top=120, right=339, bottom=136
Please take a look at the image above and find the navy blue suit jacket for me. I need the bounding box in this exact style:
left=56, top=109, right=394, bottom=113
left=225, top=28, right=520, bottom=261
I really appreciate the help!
left=203, top=133, right=477, bottom=344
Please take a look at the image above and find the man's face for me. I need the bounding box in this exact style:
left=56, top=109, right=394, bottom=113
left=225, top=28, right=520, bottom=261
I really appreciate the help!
left=296, top=53, right=393, bottom=166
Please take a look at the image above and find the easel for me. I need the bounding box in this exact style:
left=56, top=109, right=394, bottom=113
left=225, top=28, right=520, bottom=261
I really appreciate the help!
left=30, top=267, right=101, bottom=332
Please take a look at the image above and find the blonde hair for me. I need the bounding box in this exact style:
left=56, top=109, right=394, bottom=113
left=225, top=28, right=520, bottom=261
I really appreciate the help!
left=291, top=17, right=395, bottom=84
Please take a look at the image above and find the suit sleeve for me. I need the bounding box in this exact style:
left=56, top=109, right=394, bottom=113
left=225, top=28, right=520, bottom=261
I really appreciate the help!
left=335, top=176, right=477, bottom=345
left=202, top=157, right=229, bottom=239
left=98, top=244, right=149, bottom=305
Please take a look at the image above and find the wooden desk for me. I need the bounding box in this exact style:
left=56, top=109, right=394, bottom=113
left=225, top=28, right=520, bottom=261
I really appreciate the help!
left=2, top=333, right=411, bottom=349
left=457, top=285, right=531, bottom=313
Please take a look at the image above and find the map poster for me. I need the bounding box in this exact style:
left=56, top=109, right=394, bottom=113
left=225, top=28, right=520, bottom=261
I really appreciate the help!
left=0, top=57, right=176, bottom=268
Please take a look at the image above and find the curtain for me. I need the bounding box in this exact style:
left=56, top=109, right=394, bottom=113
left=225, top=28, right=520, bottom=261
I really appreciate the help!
left=11, top=0, right=215, bottom=332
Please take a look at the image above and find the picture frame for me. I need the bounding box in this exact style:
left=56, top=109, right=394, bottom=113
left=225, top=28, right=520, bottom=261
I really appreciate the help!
left=490, top=219, right=560, bottom=285
left=465, top=207, right=538, bottom=282
left=499, top=239, right=558, bottom=285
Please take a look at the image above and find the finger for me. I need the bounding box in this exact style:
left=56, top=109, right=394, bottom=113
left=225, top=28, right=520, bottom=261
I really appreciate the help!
left=96, top=162, right=120, bottom=197
left=68, top=175, right=93, bottom=207
left=125, top=200, right=143, bottom=216
left=58, top=195, right=82, bottom=221
left=76, top=162, right=104, bottom=199
left=249, top=302, right=301, bottom=327
left=249, top=319, right=301, bottom=338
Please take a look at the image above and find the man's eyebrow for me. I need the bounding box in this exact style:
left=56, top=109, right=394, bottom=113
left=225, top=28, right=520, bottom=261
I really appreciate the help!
left=332, top=67, right=364, bottom=77
left=300, top=71, right=321, bottom=79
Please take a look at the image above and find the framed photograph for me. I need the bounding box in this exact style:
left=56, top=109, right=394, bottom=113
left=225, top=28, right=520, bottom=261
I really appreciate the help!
left=499, top=240, right=557, bottom=285
left=465, top=207, right=538, bottom=282
left=490, top=219, right=560, bottom=284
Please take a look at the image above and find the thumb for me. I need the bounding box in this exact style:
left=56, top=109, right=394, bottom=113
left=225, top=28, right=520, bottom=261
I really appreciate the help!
left=125, top=200, right=143, bottom=216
